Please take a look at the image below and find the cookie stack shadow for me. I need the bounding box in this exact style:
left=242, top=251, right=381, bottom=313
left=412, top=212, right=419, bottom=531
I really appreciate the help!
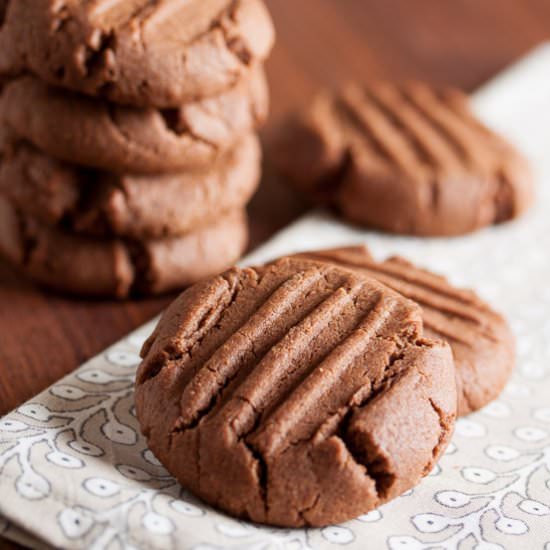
left=0, top=0, right=275, bottom=298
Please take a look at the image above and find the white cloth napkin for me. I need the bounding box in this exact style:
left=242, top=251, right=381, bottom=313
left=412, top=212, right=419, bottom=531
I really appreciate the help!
left=2, top=44, right=550, bottom=550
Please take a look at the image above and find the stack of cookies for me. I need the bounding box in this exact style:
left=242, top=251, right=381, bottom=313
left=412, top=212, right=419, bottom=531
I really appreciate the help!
left=0, top=0, right=275, bottom=298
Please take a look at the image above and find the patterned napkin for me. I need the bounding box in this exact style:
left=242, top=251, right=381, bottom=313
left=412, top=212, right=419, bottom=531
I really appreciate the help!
left=2, top=44, right=550, bottom=550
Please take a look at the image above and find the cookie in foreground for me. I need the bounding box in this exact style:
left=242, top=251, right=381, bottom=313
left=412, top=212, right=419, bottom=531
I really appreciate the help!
left=294, top=246, right=515, bottom=416
left=135, top=257, right=456, bottom=526
left=273, top=81, right=533, bottom=236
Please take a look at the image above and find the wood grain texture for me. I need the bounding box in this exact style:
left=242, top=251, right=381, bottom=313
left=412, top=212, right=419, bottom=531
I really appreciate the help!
left=1, top=0, right=549, bottom=421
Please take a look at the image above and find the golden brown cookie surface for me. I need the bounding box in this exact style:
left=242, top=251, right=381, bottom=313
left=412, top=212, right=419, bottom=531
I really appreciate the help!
left=0, top=134, right=260, bottom=239
left=0, top=69, right=267, bottom=173
left=0, top=197, right=248, bottom=298
left=0, top=0, right=275, bottom=107
left=136, top=257, right=456, bottom=526
left=294, top=246, right=515, bottom=415
left=274, top=82, right=533, bottom=236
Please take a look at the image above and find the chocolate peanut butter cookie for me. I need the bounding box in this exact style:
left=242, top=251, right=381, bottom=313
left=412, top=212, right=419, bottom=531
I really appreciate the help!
left=294, top=246, right=515, bottom=416
left=0, top=0, right=275, bottom=108
left=0, top=197, right=248, bottom=297
left=135, top=257, right=456, bottom=526
left=274, top=82, right=533, bottom=235
left=0, top=135, right=260, bottom=239
left=0, top=68, right=267, bottom=174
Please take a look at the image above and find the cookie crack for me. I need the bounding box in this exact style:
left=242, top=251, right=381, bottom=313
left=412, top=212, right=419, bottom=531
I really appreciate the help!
left=230, top=395, right=269, bottom=516
left=51, top=1, right=69, bottom=33
left=103, top=96, right=218, bottom=158
left=423, top=398, right=452, bottom=475
left=81, top=30, right=116, bottom=80
left=241, top=435, right=269, bottom=516
left=158, top=108, right=219, bottom=150
left=223, top=0, right=253, bottom=65
left=66, top=170, right=114, bottom=235
left=297, top=491, right=321, bottom=526
left=336, top=342, right=415, bottom=500
left=223, top=34, right=252, bottom=67
left=16, top=209, right=37, bottom=266
left=255, top=317, right=418, bottom=456
left=126, top=239, right=151, bottom=295
left=275, top=338, right=411, bottom=508
left=343, top=429, right=396, bottom=501
left=295, top=447, right=323, bottom=526
left=337, top=424, right=391, bottom=502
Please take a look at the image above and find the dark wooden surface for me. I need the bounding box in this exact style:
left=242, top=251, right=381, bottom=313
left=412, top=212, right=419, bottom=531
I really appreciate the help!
left=2, top=1, right=550, bottom=548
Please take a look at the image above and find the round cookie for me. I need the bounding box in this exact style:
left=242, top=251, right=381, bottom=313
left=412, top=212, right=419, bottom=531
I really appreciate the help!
left=135, top=257, right=456, bottom=527
left=0, top=0, right=275, bottom=108
left=0, top=68, right=267, bottom=174
left=0, top=197, right=248, bottom=298
left=294, top=246, right=515, bottom=416
left=274, top=82, right=533, bottom=236
left=0, top=134, right=260, bottom=239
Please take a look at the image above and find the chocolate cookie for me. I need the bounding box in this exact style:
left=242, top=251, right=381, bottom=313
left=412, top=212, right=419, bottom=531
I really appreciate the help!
left=0, top=68, right=267, bottom=174
left=0, top=197, right=248, bottom=298
left=135, top=257, right=456, bottom=526
left=0, top=0, right=275, bottom=108
left=274, top=82, right=533, bottom=235
left=294, top=246, right=515, bottom=416
left=0, top=134, right=260, bottom=239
